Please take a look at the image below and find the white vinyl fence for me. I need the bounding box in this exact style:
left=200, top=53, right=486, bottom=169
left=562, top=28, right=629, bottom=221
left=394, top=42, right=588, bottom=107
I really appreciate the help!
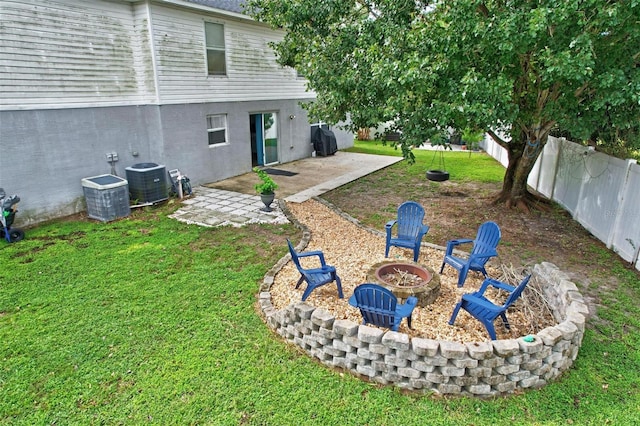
left=481, top=136, right=640, bottom=272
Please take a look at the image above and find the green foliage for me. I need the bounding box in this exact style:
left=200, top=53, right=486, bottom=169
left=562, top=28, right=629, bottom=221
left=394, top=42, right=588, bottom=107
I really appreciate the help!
left=248, top=0, right=640, bottom=196
left=253, top=167, right=279, bottom=194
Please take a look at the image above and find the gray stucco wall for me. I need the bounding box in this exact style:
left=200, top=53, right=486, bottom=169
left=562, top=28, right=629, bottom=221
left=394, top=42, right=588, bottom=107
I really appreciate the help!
left=0, top=100, right=354, bottom=226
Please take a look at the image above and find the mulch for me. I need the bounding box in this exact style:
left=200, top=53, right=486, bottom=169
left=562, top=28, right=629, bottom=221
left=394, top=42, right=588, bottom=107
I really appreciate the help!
left=269, top=199, right=556, bottom=343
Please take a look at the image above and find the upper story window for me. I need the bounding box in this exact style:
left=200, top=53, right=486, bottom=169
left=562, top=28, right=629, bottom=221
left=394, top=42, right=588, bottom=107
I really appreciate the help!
left=205, top=22, right=226, bottom=76
left=207, top=114, right=227, bottom=146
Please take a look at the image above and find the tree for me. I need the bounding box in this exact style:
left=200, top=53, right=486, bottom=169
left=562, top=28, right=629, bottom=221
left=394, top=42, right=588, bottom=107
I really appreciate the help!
left=247, top=0, right=640, bottom=211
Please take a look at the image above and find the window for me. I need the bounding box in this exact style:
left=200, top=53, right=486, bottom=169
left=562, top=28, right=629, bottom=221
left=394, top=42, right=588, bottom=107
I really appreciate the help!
left=207, top=114, right=227, bottom=146
left=205, top=22, right=226, bottom=75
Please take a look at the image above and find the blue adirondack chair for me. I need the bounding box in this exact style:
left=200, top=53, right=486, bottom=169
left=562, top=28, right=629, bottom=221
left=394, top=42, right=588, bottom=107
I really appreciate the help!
left=348, top=283, right=418, bottom=331
left=439, top=221, right=501, bottom=287
left=385, top=201, right=430, bottom=262
left=448, top=275, right=532, bottom=340
left=287, top=239, right=344, bottom=301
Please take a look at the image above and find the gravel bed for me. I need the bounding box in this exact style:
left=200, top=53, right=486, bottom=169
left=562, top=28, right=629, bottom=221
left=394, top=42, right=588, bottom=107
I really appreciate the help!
left=270, top=199, right=556, bottom=342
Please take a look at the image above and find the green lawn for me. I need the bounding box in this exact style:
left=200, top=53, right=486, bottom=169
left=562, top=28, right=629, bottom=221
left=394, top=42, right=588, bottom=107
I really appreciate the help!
left=1, top=145, right=638, bottom=425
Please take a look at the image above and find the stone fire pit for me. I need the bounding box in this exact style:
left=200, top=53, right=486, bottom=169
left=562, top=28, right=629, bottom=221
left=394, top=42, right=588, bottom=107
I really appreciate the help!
left=367, top=261, right=440, bottom=307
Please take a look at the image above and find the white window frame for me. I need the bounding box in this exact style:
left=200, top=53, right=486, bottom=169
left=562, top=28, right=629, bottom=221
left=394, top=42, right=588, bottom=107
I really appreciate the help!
left=207, top=114, right=228, bottom=146
left=205, top=22, right=226, bottom=76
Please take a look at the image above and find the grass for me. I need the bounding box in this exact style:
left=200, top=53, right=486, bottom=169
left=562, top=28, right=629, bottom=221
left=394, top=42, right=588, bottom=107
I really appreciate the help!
left=1, top=146, right=639, bottom=425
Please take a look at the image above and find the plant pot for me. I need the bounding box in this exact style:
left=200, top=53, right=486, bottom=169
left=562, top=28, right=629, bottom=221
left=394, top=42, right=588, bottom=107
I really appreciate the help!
left=260, top=192, right=275, bottom=211
left=426, top=170, right=450, bottom=182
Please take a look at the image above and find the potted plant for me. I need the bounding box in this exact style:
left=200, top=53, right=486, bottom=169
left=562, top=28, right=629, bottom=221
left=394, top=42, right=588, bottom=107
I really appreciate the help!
left=253, top=167, right=278, bottom=211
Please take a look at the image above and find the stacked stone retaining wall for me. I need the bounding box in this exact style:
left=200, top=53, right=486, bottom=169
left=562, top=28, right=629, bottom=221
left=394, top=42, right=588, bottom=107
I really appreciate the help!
left=259, top=261, right=588, bottom=397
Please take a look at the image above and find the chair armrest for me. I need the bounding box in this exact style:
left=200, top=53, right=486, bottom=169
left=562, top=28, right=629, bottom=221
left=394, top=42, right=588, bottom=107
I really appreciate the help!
left=418, top=225, right=430, bottom=239
left=445, top=238, right=473, bottom=255
left=468, top=249, right=498, bottom=261
left=478, top=277, right=515, bottom=295
left=296, top=250, right=327, bottom=266
left=348, top=293, right=358, bottom=307
left=462, top=294, right=503, bottom=312
left=385, top=220, right=397, bottom=229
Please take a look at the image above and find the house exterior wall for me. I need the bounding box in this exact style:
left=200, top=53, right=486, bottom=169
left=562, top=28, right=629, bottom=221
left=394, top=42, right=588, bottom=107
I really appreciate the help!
left=0, top=0, right=354, bottom=225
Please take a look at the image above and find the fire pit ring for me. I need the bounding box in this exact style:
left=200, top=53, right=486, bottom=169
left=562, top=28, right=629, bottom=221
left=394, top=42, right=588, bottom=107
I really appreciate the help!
left=367, top=261, right=440, bottom=307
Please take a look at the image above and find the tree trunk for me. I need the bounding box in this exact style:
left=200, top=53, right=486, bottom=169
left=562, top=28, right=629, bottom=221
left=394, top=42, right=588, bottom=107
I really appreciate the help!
left=492, top=128, right=551, bottom=212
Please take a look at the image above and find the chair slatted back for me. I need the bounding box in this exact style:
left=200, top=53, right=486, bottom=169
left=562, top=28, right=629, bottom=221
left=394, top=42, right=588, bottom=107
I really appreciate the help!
left=471, top=221, right=501, bottom=262
left=396, top=201, right=426, bottom=240
left=287, top=239, right=303, bottom=271
left=502, top=275, right=532, bottom=309
left=353, top=284, right=398, bottom=329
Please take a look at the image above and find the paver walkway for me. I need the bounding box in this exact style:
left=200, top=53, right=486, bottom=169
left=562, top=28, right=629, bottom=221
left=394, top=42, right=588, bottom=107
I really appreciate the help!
left=168, top=151, right=402, bottom=228
left=168, top=187, right=289, bottom=227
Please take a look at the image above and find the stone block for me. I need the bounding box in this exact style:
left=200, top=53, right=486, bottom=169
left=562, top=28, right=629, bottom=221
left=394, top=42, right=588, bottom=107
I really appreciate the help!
left=410, top=378, right=434, bottom=390
left=518, top=375, right=540, bottom=388
left=556, top=321, right=579, bottom=340
left=311, top=308, right=335, bottom=328
left=518, top=337, right=543, bottom=354
left=372, top=360, right=390, bottom=373
left=558, top=278, right=579, bottom=294
left=506, top=354, right=528, bottom=365
left=332, top=339, right=353, bottom=353
left=493, top=381, right=516, bottom=393
left=333, top=319, right=359, bottom=337
left=382, top=331, right=411, bottom=351
left=324, top=346, right=347, bottom=358
left=411, top=360, right=436, bottom=373
left=482, top=374, right=506, bottom=385
left=566, top=313, right=586, bottom=332
left=480, top=357, right=504, bottom=368
left=425, top=373, right=447, bottom=384
left=424, top=355, right=449, bottom=367
left=439, top=340, right=467, bottom=359
left=398, top=367, right=422, bottom=379
left=567, top=301, right=589, bottom=316
left=294, top=303, right=315, bottom=319
left=537, top=326, right=563, bottom=346
left=437, top=383, right=462, bottom=394
left=552, top=340, right=571, bottom=353
left=467, top=366, right=492, bottom=378
left=492, top=339, right=520, bottom=356
left=356, top=347, right=382, bottom=360
left=521, top=359, right=543, bottom=371
left=495, top=364, right=520, bottom=375
left=396, top=349, right=419, bottom=361
left=439, top=365, right=466, bottom=377
left=384, top=354, right=408, bottom=368
left=368, top=343, right=392, bottom=355
left=358, top=325, right=384, bottom=343
left=466, top=341, right=494, bottom=360
left=532, top=363, right=551, bottom=376
left=507, top=371, right=531, bottom=382
left=343, top=335, right=363, bottom=348
left=451, top=358, right=478, bottom=368
left=356, top=364, right=376, bottom=377
left=453, top=376, right=478, bottom=386
left=412, top=338, right=439, bottom=357
left=466, top=383, right=492, bottom=395
left=317, top=327, right=336, bottom=339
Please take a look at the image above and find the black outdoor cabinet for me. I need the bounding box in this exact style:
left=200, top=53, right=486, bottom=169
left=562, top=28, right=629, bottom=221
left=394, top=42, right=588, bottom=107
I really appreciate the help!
left=312, top=127, right=338, bottom=157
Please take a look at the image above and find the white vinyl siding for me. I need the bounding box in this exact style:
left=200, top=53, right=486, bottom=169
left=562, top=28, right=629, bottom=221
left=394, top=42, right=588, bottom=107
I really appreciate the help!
left=0, top=0, right=313, bottom=111
left=0, top=0, right=156, bottom=109
left=149, top=4, right=312, bottom=104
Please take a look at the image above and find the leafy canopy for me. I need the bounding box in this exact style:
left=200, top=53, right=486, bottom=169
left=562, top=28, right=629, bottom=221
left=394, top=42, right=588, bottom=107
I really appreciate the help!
left=248, top=0, right=640, bottom=158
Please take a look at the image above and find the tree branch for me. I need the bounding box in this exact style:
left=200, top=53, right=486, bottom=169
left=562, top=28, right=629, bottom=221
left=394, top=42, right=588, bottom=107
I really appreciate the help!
left=487, top=129, right=509, bottom=149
